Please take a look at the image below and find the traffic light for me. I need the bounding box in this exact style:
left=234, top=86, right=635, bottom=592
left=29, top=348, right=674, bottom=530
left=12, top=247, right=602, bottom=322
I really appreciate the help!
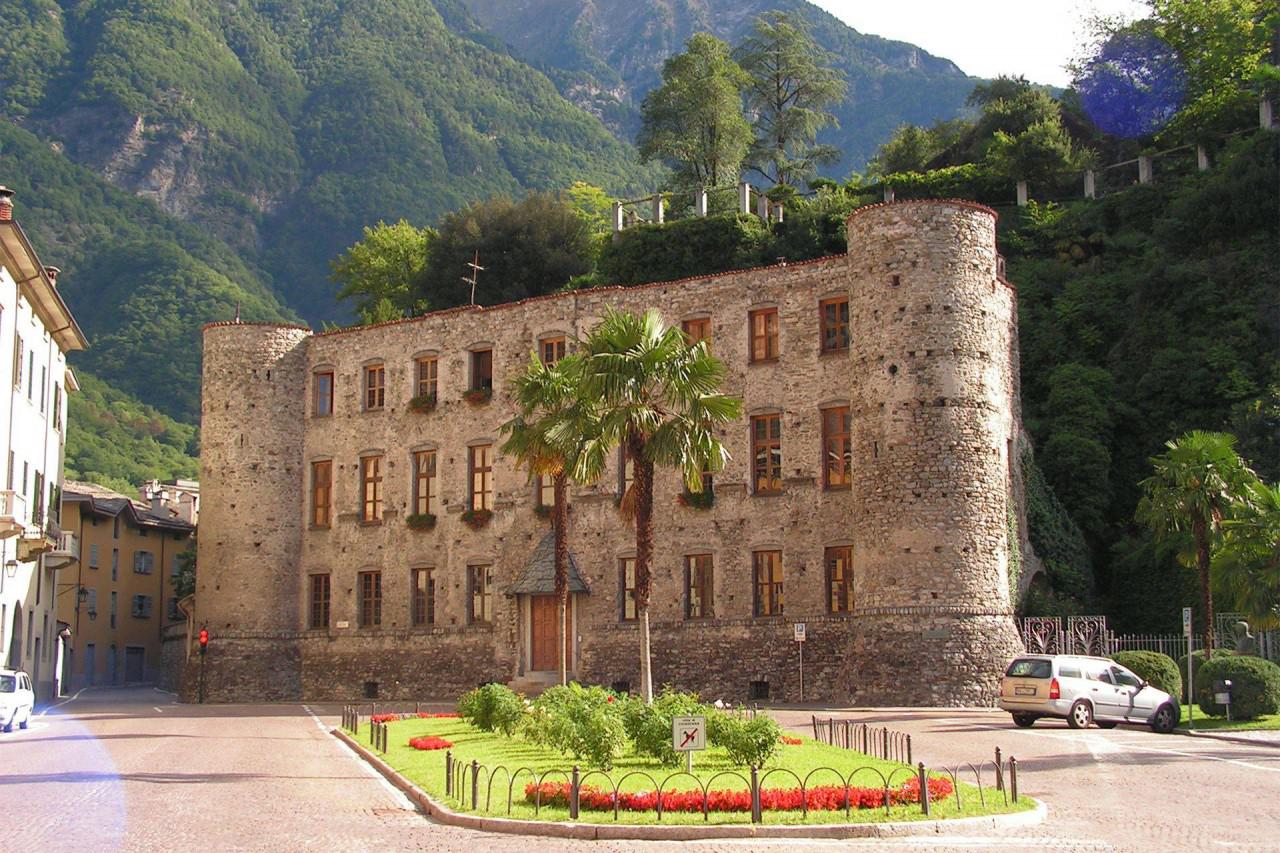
left=198, top=628, right=209, bottom=654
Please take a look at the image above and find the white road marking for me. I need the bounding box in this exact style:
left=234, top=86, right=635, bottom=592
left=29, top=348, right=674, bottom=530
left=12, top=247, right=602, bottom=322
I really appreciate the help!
left=39, top=686, right=90, bottom=715
left=153, top=706, right=164, bottom=713
left=302, top=704, right=416, bottom=811
left=991, top=726, right=1280, bottom=773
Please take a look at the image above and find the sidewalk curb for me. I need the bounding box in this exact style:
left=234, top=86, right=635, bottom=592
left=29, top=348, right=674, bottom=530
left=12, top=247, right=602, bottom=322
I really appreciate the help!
left=330, top=728, right=1046, bottom=840
left=1175, top=728, right=1280, bottom=750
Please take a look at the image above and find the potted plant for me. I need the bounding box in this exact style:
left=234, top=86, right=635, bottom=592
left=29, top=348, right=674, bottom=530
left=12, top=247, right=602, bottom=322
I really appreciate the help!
left=677, top=487, right=714, bottom=509
left=408, top=393, right=437, bottom=413
left=460, top=508, right=493, bottom=529
left=463, top=387, right=492, bottom=405
left=405, top=513, right=436, bottom=530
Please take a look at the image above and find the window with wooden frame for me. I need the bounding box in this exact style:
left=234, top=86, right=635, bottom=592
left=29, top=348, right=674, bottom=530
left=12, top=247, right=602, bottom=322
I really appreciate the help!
left=311, top=460, right=332, bottom=527
left=468, top=444, right=493, bottom=511
left=751, top=414, right=782, bottom=494
left=539, top=336, right=566, bottom=365
left=748, top=307, right=780, bottom=362
left=313, top=370, right=334, bottom=417
left=536, top=473, right=556, bottom=508
left=826, top=545, right=854, bottom=613
left=619, top=557, right=637, bottom=621
left=412, top=450, right=437, bottom=516
left=358, top=570, right=381, bottom=627
left=309, top=574, right=330, bottom=629
left=412, top=567, right=435, bottom=626
left=753, top=550, right=784, bottom=616
left=682, top=317, right=711, bottom=348
left=685, top=554, right=714, bottom=619
left=363, top=363, right=385, bottom=410
left=415, top=356, right=438, bottom=400
left=819, top=296, right=850, bottom=353
left=471, top=349, right=493, bottom=391
left=822, top=406, right=852, bottom=489
left=468, top=564, right=492, bottom=624
left=617, top=446, right=634, bottom=499
left=360, top=455, right=384, bottom=523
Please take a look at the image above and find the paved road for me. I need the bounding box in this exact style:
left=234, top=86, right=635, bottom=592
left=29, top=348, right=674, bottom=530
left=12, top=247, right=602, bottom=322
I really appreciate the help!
left=2, top=688, right=1277, bottom=852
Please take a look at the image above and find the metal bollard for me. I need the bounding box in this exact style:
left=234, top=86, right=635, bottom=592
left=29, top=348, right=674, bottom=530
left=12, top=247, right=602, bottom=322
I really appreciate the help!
left=446, top=752, right=452, bottom=797
left=918, top=762, right=930, bottom=815
left=750, top=766, right=762, bottom=824
left=994, top=747, right=1004, bottom=791
left=471, top=760, right=480, bottom=811
left=883, top=727, right=889, bottom=760
left=570, top=766, right=580, bottom=820
left=907, top=734, right=913, bottom=766
left=1009, top=757, right=1018, bottom=803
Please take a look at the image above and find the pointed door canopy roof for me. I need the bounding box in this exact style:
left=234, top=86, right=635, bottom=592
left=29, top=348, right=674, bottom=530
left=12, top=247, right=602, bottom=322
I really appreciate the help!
left=506, top=532, right=591, bottom=596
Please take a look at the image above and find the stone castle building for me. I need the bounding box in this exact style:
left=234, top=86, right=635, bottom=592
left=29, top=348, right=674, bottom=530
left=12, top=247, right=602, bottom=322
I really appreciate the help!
left=189, top=200, right=1026, bottom=706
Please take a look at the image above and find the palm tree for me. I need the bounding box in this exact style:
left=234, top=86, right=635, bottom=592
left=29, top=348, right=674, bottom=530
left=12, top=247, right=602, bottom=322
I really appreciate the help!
left=1137, top=431, right=1261, bottom=654
left=1214, top=478, right=1280, bottom=631
left=567, top=308, right=742, bottom=702
left=500, top=354, right=584, bottom=686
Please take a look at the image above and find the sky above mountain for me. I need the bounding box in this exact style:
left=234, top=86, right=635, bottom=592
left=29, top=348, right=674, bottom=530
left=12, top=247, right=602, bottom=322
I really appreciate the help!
left=811, top=0, right=1146, bottom=86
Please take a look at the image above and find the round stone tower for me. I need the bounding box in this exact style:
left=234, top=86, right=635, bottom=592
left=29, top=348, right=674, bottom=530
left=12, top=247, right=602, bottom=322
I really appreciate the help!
left=845, top=200, right=1024, bottom=706
left=195, top=321, right=311, bottom=700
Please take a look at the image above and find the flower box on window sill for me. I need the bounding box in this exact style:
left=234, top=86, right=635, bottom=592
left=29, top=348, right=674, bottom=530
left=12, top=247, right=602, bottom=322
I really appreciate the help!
left=460, top=508, right=493, bottom=529
left=677, top=489, right=714, bottom=509
left=408, top=393, right=437, bottom=413
left=405, top=513, right=437, bottom=531
left=463, top=388, right=492, bottom=405
left=533, top=504, right=553, bottom=519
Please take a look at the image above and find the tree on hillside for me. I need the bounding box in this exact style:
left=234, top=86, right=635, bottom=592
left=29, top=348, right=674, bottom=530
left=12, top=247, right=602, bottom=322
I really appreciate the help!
left=638, top=33, right=753, bottom=189
left=1137, top=431, right=1261, bottom=653
left=867, top=120, right=967, bottom=177
left=331, top=220, right=434, bottom=324
left=500, top=354, right=587, bottom=687
left=570, top=310, right=742, bottom=702
left=414, top=192, right=595, bottom=309
left=734, top=12, right=846, bottom=189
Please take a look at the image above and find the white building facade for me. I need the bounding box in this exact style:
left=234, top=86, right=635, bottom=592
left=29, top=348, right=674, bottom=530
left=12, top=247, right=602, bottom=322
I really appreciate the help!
left=0, top=186, right=87, bottom=700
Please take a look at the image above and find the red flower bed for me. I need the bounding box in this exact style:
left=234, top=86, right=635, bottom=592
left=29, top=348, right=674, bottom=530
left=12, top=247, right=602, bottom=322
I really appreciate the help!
left=368, top=712, right=460, bottom=723
left=409, top=736, right=454, bottom=751
left=781, top=736, right=803, bottom=745
left=523, top=776, right=953, bottom=813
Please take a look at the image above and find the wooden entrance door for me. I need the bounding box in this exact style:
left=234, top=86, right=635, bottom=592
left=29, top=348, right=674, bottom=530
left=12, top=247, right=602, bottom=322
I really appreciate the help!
left=530, top=595, right=572, bottom=672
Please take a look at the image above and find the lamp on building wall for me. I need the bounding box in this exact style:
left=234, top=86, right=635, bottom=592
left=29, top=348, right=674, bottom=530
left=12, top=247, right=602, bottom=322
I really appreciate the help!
left=3, top=559, right=17, bottom=579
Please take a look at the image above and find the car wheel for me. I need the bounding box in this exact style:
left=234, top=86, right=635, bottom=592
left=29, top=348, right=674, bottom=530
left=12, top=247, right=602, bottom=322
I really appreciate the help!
left=1096, top=720, right=1117, bottom=729
left=2, top=718, right=11, bottom=733
left=1012, top=713, right=1037, bottom=728
left=1150, top=703, right=1177, bottom=734
left=1067, top=700, right=1093, bottom=729
left=18, top=710, right=29, bottom=730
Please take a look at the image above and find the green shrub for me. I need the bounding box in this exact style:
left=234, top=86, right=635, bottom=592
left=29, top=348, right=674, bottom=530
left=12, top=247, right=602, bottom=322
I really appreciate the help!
left=1112, top=651, right=1182, bottom=700
left=457, top=683, right=526, bottom=735
left=1195, top=656, right=1280, bottom=720
left=521, top=683, right=626, bottom=769
left=707, top=710, right=781, bottom=768
left=1177, top=649, right=1233, bottom=703
left=621, top=688, right=707, bottom=767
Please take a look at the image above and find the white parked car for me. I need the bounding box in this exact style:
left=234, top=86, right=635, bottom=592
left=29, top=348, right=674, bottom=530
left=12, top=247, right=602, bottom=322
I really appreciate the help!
left=998, top=654, right=1179, bottom=733
left=0, top=669, right=35, bottom=732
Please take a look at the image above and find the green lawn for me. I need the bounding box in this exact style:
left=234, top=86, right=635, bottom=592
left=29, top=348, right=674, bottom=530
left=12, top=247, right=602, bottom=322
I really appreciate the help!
left=1179, top=707, right=1280, bottom=731
left=352, top=718, right=1033, bottom=825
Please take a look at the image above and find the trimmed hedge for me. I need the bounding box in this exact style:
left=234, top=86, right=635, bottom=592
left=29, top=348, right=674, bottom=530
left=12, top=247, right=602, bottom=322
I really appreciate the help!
left=1177, top=649, right=1234, bottom=703
left=1112, top=650, right=1182, bottom=700
left=1195, top=656, right=1280, bottom=720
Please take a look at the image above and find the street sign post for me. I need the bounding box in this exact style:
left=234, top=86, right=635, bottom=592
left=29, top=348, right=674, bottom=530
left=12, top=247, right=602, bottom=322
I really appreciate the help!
left=672, top=714, right=706, bottom=773
left=1183, top=607, right=1193, bottom=730
left=794, top=623, right=806, bottom=702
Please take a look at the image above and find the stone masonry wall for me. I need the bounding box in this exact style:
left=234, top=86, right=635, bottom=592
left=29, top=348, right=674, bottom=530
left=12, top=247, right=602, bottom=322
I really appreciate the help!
left=190, top=200, right=1024, bottom=705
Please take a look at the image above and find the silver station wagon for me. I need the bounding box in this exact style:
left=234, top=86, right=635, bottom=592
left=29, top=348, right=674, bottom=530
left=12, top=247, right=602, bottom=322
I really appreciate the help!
left=998, top=654, right=1179, bottom=733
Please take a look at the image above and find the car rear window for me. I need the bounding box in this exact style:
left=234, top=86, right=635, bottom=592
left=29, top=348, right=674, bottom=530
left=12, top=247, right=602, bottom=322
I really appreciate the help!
left=0, top=675, right=14, bottom=693
left=1005, top=659, right=1052, bottom=678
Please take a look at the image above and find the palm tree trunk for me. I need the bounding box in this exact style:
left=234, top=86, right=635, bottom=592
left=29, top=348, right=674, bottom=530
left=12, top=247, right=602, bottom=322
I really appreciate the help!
left=633, top=438, right=655, bottom=703
left=1195, top=517, right=1214, bottom=657
left=553, top=472, right=569, bottom=687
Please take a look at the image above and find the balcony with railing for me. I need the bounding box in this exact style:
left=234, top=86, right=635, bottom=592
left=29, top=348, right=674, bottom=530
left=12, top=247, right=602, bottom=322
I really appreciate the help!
left=0, top=489, right=29, bottom=538
left=43, top=530, right=79, bottom=570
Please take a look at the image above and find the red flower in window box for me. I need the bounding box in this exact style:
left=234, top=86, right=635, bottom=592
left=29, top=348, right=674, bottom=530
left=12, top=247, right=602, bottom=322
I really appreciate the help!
left=408, top=393, right=437, bottom=413
left=406, top=513, right=436, bottom=531
left=462, top=388, right=492, bottom=405
left=461, top=508, right=492, bottom=529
